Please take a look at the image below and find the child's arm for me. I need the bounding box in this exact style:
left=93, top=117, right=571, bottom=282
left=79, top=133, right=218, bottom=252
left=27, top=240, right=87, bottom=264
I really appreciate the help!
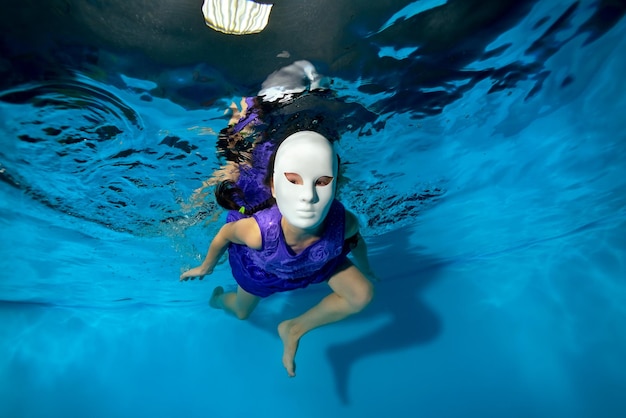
left=345, top=210, right=379, bottom=282
left=179, top=217, right=262, bottom=281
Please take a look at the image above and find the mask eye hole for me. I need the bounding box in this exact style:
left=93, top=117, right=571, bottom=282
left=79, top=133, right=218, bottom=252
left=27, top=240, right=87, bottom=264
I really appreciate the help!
left=284, top=172, right=302, bottom=185
left=315, top=176, right=334, bottom=187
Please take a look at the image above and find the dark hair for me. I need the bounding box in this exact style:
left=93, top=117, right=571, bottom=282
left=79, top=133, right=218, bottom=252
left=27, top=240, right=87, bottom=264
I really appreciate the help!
left=214, top=91, right=344, bottom=216
left=213, top=138, right=281, bottom=216
left=214, top=180, right=275, bottom=216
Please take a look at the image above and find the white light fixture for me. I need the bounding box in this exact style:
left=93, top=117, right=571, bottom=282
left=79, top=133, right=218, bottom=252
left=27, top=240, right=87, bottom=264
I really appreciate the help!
left=202, top=0, right=273, bottom=35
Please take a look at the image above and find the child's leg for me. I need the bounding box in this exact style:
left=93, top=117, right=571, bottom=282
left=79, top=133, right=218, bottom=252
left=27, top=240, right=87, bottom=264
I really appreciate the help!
left=278, top=261, right=374, bottom=377
left=210, top=285, right=261, bottom=320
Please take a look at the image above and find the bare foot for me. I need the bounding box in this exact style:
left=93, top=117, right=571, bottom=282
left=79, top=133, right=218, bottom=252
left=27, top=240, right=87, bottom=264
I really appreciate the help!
left=278, top=320, right=300, bottom=377
left=209, top=286, right=224, bottom=309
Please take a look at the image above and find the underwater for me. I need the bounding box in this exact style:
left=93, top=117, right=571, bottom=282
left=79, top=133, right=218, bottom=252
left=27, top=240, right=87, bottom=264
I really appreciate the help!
left=1, top=0, right=625, bottom=417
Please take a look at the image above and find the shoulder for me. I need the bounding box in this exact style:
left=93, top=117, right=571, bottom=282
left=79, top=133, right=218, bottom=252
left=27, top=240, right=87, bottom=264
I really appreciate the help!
left=224, top=217, right=263, bottom=250
left=328, top=200, right=357, bottom=237
left=344, top=209, right=360, bottom=239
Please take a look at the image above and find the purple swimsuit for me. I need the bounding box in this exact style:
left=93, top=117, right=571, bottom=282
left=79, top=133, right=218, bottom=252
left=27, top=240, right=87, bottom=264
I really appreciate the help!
left=226, top=200, right=350, bottom=297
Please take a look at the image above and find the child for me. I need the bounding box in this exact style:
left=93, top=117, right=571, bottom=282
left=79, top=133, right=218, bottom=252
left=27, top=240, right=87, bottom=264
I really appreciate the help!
left=180, top=130, right=375, bottom=377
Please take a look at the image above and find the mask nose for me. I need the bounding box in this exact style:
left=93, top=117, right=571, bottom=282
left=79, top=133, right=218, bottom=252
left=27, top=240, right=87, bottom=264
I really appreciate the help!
left=299, top=183, right=318, bottom=203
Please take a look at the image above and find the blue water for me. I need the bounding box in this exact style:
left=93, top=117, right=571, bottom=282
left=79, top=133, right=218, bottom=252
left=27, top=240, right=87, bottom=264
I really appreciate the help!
left=1, top=1, right=626, bottom=417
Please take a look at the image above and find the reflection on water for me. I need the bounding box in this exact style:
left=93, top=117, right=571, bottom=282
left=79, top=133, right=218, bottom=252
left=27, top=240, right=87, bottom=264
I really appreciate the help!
left=1, top=0, right=622, bottom=237
left=1, top=1, right=625, bottom=417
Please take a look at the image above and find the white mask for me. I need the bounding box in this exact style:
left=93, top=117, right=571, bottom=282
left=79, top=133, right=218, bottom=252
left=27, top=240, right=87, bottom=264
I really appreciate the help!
left=272, top=131, right=338, bottom=230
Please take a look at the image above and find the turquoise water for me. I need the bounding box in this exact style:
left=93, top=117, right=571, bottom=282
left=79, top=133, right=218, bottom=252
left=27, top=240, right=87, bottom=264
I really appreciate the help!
left=1, top=1, right=626, bottom=417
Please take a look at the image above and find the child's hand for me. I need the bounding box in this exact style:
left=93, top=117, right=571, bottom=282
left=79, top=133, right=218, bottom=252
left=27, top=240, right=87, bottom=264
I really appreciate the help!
left=179, top=265, right=213, bottom=281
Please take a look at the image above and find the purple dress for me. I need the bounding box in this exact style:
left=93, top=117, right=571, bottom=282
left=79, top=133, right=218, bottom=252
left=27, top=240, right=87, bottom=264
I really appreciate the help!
left=222, top=100, right=351, bottom=296
left=226, top=200, right=350, bottom=297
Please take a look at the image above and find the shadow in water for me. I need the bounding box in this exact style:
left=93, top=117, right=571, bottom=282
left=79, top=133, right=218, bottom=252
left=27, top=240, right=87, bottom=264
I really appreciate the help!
left=326, top=271, right=442, bottom=403
left=246, top=226, right=444, bottom=404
